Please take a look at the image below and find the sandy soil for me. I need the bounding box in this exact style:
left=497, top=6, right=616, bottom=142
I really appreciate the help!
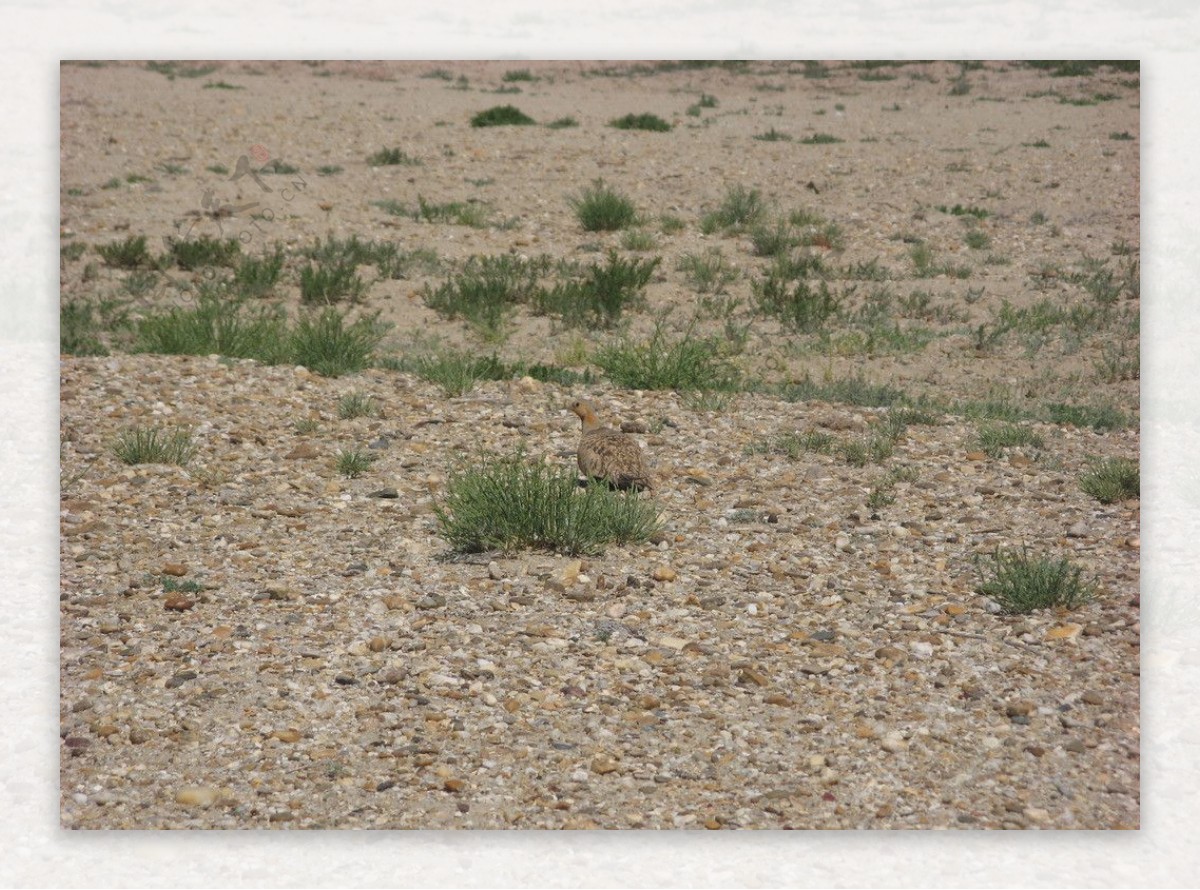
left=59, top=60, right=1139, bottom=830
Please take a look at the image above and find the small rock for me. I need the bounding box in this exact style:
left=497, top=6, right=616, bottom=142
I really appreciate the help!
left=591, top=757, right=619, bottom=775
left=1080, top=690, right=1105, bottom=706
left=284, top=443, right=320, bottom=460
left=1063, top=739, right=1087, bottom=753
left=175, top=786, right=222, bottom=808
left=161, top=563, right=188, bottom=577
left=880, top=731, right=908, bottom=753
left=737, top=668, right=769, bottom=687
left=1066, top=522, right=1089, bottom=538
left=965, top=450, right=987, bottom=461
left=368, top=487, right=399, bottom=499
left=1005, top=700, right=1036, bottom=718
left=165, top=670, right=197, bottom=689
left=164, top=594, right=195, bottom=611
left=1045, top=623, right=1082, bottom=641
left=368, top=636, right=390, bottom=653
left=271, top=728, right=302, bottom=743
left=488, top=562, right=504, bottom=581
left=416, top=594, right=446, bottom=610
left=652, top=566, right=677, bottom=583
left=443, top=778, right=466, bottom=793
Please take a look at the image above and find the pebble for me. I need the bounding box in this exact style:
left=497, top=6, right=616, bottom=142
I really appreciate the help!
left=175, top=786, right=222, bottom=808
left=880, top=731, right=908, bottom=753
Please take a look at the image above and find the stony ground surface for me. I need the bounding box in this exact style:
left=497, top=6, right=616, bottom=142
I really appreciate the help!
left=59, top=60, right=1139, bottom=829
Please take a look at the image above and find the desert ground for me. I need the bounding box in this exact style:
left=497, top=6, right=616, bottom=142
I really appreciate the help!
left=59, top=60, right=1139, bottom=829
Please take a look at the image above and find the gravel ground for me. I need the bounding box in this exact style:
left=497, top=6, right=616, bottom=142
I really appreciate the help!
left=59, top=60, right=1140, bottom=830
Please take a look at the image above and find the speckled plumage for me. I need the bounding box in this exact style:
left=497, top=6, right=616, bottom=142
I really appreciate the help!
left=569, top=399, right=655, bottom=491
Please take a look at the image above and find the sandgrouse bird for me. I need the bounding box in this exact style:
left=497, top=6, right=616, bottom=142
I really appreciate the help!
left=569, top=399, right=655, bottom=492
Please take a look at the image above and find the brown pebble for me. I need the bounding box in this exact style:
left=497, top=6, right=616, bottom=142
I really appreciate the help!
left=1080, top=690, right=1105, bottom=706
left=175, top=786, right=221, bottom=807
left=965, top=450, right=987, bottom=461
left=284, top=443, right=320, bottom=460
left=272, top=728, right=302, bottom=743
left=443, top=778, right=466, bottom=793
left=368, top=636, right=389, bottom=652
left=738, top=668, right=769, bottom=687
left=591, top=757, right=619, bottom=775
left=164, top=595, right=194, bottom=611
left=161, top=563, right=188, bottom=577
left=652, top=566, right=677, bottom=583
left=1005, top=700, right=1036, bottom=717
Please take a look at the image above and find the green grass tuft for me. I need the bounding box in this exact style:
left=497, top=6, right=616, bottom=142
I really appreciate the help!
left=701, top=185, right=768, bottom=234
left=1079, top=457, right=1139, bottom=504
left=367, top=147, right=422, bottom=167
left=973, top=423, right=1044, bottom=459
left=609, top=113, right=672, bottom=132
left=533, top=252, right=659, bottom=329
left=299, top=261, right=367, bottom=304
left=570, top=179, right=638, bottom=232
left=97, top=235, right=154, bottom=269
left=594, top=321, right=740, bottom=392
left=112, top=425, right=197, bottom=466
left=335, top=448, right=376, bottom=478
left=170, top=235, right=241, bottom=270
left=337, top=392, right=379, bottom=420
left=434, top=449, right=660, bottom=556
left=975, top=546, right=1094, bottom=614
left=471, top=105, right=536, bottom=127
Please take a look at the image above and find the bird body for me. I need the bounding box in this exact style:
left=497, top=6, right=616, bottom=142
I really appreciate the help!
left=569, top=399, right=654, bottom=491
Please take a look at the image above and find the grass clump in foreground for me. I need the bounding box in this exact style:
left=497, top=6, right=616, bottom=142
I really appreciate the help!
left=570, top=179, right=637, bottom=232
left=471, top=105, right=536, bottom=127
left=975, top=546, right=1094, bottom=614
left=594, top=321, right=741, bottom=392
left=435, top=449, right=660, bottom=556
left=1079, top=457, right=1139, bottom=504
left=112, top=425, right=197, bottom=466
